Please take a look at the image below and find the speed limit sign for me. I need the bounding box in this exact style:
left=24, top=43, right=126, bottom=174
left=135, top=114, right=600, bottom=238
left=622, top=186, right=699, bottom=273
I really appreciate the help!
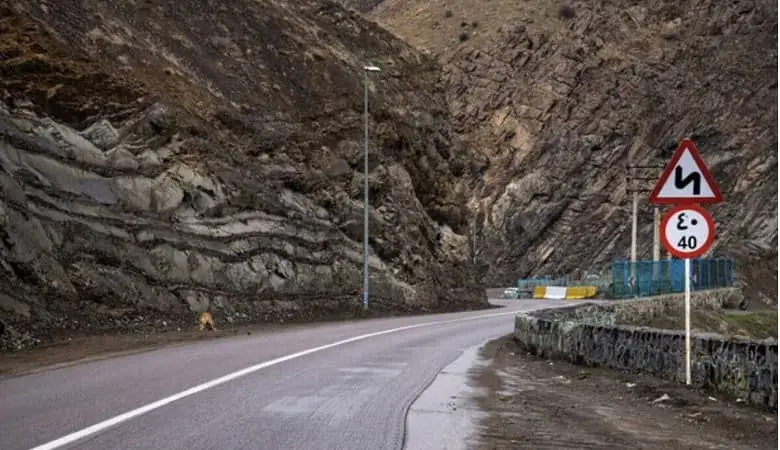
left=660, top=204, right=715, bottom=259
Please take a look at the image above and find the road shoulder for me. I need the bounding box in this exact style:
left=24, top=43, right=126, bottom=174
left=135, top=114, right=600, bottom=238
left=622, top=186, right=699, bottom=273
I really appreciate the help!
left=0, top=323, right=297, bottom=378
left=468, top=336, right=777, bottom=449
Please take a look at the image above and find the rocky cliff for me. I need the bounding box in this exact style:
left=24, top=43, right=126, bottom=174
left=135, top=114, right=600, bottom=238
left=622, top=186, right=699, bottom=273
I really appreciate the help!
left=0, top=1, right=488, bottom=350
left=366, top=0, right=777, bottom=296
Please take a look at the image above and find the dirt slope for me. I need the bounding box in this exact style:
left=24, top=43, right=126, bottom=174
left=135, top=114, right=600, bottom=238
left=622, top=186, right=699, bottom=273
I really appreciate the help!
left=365, top=0, right=778, bottom=291
left=0, top=1, right=488, bottom=350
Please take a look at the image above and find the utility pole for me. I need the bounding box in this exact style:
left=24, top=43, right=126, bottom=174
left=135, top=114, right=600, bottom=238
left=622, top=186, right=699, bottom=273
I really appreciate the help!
left=471, top=214, right=481, bottom=264
left=652, top=205, right=661, bottom=280
left=652, top=206, right=660, bottom=261
left=630, top=165, right=638, bottom=278
left=362, top=65, right=381, bottom=310
left=626, top=162, right=667, bottom=281
left=471, top=216, right=476, bottom=264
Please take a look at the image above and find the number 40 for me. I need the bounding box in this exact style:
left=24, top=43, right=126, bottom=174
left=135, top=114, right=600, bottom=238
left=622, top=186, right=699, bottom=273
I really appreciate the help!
left=677, top=236, right=698, bottom=249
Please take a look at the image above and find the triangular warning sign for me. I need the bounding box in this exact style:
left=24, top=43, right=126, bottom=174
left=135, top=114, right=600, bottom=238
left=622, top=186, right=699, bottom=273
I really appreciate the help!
left=649, top=139, right=723, bottom=205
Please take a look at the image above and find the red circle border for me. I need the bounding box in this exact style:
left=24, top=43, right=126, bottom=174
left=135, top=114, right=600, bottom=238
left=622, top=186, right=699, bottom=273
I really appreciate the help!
left=660, top=204, right=715, bottom=259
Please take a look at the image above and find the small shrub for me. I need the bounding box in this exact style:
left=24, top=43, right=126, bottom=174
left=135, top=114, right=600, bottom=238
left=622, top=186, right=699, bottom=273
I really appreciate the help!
left=472, top=21, right=479, bottom=28
left=558, top=4, right=576, bottom=19
left=444, top=10, right=453, bottom=18
left=458, top=31, right=469, bottom=42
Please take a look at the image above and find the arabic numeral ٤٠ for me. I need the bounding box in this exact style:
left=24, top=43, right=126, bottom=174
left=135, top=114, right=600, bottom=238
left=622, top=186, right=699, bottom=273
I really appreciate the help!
left=677, top=235, right=697, bottom=249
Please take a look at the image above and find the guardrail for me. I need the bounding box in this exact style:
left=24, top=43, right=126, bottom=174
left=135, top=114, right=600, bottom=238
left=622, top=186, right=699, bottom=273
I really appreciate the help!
left=609, top=257, right=736, bottom=298
left=506, top=257, right=734, bottom=300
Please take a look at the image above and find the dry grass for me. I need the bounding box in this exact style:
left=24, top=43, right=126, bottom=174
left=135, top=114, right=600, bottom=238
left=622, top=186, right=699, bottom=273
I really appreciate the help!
left=625, top=308, right=778, bottom=340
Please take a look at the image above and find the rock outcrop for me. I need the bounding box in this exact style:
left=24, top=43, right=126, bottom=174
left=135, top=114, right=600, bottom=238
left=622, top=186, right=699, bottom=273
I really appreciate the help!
left=368, top=0, right=777, bottom=292
left=0, top=1, right=487, bottom=350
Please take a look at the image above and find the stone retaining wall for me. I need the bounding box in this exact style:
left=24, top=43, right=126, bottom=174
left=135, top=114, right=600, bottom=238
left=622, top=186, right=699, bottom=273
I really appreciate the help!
left=514, top=288, right=777, bottom=410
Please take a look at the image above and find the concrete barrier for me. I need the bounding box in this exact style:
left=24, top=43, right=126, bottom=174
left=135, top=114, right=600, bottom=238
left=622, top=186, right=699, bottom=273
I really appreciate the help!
left=545, top=286, right=567, bottom=299
left=564, top=286, right=598, bottom=300
left=514, top=288, right=777, bottom=410
left=532, top=285, right=599, bottom=300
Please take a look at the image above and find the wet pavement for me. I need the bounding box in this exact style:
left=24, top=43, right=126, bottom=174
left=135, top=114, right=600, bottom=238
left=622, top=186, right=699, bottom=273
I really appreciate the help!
left=405, top=343, right=489, bottom=450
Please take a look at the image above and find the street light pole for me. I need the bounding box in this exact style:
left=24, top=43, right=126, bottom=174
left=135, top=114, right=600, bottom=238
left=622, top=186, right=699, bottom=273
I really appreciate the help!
left=362, top=65, right=380, bottom=311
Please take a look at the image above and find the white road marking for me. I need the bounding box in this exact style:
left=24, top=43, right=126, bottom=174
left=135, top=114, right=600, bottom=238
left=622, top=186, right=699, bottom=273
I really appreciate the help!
left=29, top=309, right=524, bottom=450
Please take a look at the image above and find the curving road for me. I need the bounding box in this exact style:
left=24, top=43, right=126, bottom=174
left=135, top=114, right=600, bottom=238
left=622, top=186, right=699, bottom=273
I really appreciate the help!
left=0, top=299, right=568, bottom=450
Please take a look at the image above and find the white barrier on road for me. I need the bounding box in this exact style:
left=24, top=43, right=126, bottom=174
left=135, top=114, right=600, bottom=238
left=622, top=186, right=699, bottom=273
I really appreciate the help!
left=544, top=286, right=567, bottom=300
left=532, top=285, right=599, bottom=300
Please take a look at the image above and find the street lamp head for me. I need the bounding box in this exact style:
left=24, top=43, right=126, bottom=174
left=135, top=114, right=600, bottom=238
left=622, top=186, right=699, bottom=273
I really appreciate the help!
left=363, top=65, right=381, bottom=72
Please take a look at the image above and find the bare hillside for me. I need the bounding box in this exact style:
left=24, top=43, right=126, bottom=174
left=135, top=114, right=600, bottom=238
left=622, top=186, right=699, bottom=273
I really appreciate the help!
left=365, top=0, right=778, bottom=294
left=0, top=1, right=487, bottom=350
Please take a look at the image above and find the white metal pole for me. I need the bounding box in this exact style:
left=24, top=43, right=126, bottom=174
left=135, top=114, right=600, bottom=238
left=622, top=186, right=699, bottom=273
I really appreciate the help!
left=652, top=207, right=660, bottom=261
left=684, top=257, right=691, bottom=385
left=361, top=65, right=380, bottom=311
left=472, top=215, right=477, bottom=264
left=631, top=191, right=638, bottom=263
left=362, top=69, right=370, bottom=311
left=652, top=206, right=660, bottom=291
left=630, top=169, right=638, bottom=281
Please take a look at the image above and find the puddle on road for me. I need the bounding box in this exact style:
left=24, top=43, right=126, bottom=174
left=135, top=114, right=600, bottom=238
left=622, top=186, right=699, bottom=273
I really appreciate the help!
left=404, top=343, right=490, bottom=450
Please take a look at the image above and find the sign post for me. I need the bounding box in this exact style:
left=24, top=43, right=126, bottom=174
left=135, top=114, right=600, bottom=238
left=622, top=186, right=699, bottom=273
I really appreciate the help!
left=660, top=203, right=715, bottom=384
left=649, top=139, right=722, bottom=386
left=684, top=257, right=691, bottom=383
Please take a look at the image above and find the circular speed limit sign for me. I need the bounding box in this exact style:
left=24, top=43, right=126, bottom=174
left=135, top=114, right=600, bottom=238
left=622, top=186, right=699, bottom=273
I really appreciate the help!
left=660, top=204, right=715, bottom=259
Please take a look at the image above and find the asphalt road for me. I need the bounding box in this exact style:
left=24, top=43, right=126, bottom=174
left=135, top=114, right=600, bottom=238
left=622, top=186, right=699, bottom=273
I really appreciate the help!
left=0, top=299, right=567, bottom=450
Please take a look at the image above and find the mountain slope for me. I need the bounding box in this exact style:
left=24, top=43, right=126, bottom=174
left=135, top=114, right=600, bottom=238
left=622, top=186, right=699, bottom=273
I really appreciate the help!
left=0, top=0, right=486, bottom=350
left=365, top=0, right=777, bottom=294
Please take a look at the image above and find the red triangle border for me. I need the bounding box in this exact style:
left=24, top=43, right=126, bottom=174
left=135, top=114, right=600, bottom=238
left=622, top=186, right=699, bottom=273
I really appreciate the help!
left=648, top=138, right=723, bottom=205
